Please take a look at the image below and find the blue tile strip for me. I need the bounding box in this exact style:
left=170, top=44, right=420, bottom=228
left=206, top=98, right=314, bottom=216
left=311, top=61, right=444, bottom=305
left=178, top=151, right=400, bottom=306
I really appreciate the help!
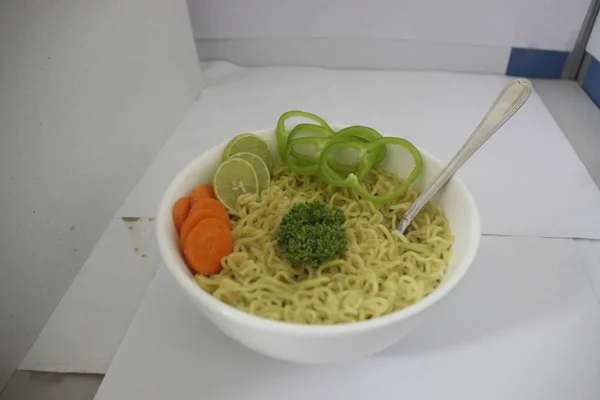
left=506, top=48, right=569, bottom=79
left=582, top=53, right=600, bottom=109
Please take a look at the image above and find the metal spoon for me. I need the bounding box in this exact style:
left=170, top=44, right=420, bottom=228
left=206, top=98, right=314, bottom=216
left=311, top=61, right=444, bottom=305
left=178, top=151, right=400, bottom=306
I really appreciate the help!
left=397, top=78, right=533, bottom=234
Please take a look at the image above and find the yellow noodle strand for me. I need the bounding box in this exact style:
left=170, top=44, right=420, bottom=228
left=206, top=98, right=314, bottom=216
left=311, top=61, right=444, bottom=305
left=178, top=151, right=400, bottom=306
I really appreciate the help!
left=195, top=166, right=454, bottom=325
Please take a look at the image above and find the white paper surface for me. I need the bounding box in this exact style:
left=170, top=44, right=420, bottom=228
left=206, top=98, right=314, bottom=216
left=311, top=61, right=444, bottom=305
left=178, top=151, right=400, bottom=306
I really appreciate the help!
left=19, top=219, right=160, bottom=374
left=0, top=0, right=201, bottom=388
left=194, top=38, right=512, bottom=74
left=575, top=239, right=600, bottom=306
left=94, top=236, right=600, bottom=400
left=117, top=63, right=600, bottom=239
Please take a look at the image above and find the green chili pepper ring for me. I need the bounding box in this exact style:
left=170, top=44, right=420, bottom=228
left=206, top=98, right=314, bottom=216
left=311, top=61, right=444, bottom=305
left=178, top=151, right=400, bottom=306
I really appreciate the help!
left=287, top=125, right=388, bottom=177
left=319, top=140, right=378, bottom=184
left=276, top=111, right=423, bottom=204
left=318, top=137, right=423, bottom=204
left=276, top=111, right=333, bottom=160
left=330, top=126, right=387, bottom=166
left=287, top=124, right=333, bottom=164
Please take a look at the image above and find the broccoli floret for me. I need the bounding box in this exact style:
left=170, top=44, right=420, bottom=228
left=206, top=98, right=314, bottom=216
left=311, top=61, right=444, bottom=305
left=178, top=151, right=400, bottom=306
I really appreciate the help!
left=277, top=201, right=347, bottom=267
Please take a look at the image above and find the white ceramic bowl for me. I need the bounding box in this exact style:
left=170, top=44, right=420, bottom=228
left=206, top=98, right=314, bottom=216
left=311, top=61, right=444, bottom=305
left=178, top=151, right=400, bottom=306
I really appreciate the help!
left=156, top=126, right=481, bottom=363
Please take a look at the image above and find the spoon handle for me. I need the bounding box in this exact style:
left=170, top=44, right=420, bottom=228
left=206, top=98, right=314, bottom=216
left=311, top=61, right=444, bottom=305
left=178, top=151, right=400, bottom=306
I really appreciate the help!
left=397, top=78, right=533, bottom=233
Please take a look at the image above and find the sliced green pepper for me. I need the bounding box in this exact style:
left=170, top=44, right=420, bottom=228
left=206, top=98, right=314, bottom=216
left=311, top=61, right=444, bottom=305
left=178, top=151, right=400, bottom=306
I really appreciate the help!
left=285, top=125, right=382, bottom=178
left=289, top=125, right=387, bottom=177
left=319, top=140, right=379, bottom=185
left=284, top=137, right=327, bottom=175
left=318, top=137, right=423, bottom=204
left=287, top=124, right=333, bottom=164
left=329, top=126, right=387, bottom=170
left=276, top=111, right=332, bottom=160
left=283, top=124, right=333, bottom=175
left=275, top=111, right=423, bottom=203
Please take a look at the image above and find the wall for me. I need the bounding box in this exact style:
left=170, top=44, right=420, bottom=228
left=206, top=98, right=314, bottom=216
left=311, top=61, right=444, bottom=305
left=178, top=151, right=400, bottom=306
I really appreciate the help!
left=588, top=12, right=600, bottom=59
left=0, top=0, right=201, bottom=390
left=582, top=10, right=600, bottom=106
left=188, top=0, right=591, bottom=76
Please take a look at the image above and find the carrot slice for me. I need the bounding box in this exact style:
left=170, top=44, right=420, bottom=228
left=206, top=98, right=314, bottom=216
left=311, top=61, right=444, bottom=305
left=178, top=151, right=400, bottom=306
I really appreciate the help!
left=183, top=218, right=233, bottom=275
left=179, top=209, right=224, bottom=248
left=189, top=198, right=229, bottom=222
left=172, top=196, right=191, bottom=234
left=190, top=184, right=216, bottom=206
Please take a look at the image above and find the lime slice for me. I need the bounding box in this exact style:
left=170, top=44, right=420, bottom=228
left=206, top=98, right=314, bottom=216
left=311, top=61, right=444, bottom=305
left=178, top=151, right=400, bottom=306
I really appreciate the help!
left=230, top=152, right=270, bottom=194
left=213, top=158, right=259, bottom=210
left=222, top=133, right=272, bottom=169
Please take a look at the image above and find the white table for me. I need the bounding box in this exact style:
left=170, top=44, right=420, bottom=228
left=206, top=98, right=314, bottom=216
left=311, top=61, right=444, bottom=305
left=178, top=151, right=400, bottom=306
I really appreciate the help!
left=20, top=218, right=160, bottom=373
left=94, top=237, right=600, bottom=400
left=19, top=64, right=600, bottom=398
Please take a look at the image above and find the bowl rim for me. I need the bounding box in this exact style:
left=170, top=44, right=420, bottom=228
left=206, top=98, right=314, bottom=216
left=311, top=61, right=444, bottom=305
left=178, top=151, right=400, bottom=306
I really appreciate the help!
left=156, top=127, right=481, bottom=336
